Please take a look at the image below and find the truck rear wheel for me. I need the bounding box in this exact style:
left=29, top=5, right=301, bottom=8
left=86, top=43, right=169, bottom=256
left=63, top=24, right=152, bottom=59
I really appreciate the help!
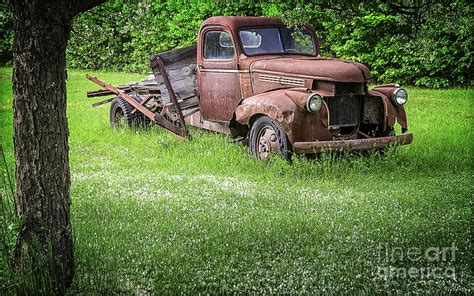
left=249, top=116, right=292, bottom=161
left=109, top=96, right=149, bottom=128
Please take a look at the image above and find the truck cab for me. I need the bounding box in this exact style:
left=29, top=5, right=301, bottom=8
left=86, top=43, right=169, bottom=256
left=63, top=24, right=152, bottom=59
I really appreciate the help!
left=192, top=16, right=412, bottom=160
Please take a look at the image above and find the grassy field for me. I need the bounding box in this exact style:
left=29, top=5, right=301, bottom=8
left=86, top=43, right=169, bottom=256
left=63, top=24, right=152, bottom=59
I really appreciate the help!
left=0, top=67, right=472, bottom=293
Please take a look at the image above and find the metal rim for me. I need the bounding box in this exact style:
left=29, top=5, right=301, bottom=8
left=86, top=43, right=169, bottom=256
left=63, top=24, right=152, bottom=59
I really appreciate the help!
left=256, top=124, right=280, bottom=160
left=113, top=105, right=125, bottom=126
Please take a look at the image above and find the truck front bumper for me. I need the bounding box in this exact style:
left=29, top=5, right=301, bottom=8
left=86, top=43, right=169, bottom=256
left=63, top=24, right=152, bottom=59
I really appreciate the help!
left=293, top=133, right=413, bottom=153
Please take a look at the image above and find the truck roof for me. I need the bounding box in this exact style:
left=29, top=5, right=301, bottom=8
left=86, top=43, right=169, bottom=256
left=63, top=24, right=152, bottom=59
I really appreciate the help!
left=201, top=16, right=285, bottom=32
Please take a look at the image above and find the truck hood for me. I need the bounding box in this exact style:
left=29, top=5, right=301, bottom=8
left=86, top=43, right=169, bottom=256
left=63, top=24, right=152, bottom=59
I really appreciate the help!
left=250, top=56, right=371, bottom=83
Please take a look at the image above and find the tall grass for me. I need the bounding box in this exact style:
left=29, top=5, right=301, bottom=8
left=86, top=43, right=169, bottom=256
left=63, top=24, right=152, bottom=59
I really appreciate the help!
left=0, top=143, right=19, bottom=293
left=0, top=67, right=472, bottom=293
left=0, top=73, right=63, bottom=295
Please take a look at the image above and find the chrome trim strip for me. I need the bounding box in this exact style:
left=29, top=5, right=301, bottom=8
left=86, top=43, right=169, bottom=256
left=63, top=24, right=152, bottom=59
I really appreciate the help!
left=198, top=69, right=249, bottom=73
left=258, top=73, right=306, bottom=87
left=253, top=69, right=337, bottom=82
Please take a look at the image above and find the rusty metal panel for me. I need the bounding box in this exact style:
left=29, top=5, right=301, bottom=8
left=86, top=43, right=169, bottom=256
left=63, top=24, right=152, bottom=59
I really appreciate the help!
left=371, top=85, right=408, bottom=131
left=185, top=111, right=231, bottom=134
left=362, top=95, right=384, bottom=124
left=293, top=133, right=413, bottom=153
left=325, top=95, right=361, bottom=128
left=196, top=24, right=243, bottom=122
left=251, top=72, right=313, bottom=95
left=369, top=89, right=408, bottom=132
left=315, top=81, right=336, bottom=95
left=199, top=70, right=242, bottom=122
left=235, top=88, right=333, bottom=143
left=239, top=72, right=253, bottom=99
left=200, top=16, right=285, bottom=36
left=250, top=57, right=370, bottom=83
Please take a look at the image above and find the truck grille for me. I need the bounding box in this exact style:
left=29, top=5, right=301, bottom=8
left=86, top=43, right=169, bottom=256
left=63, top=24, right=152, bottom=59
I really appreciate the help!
left=335, top=82, right=364, bottom=95
left=325, top=95, right=361, bottom=128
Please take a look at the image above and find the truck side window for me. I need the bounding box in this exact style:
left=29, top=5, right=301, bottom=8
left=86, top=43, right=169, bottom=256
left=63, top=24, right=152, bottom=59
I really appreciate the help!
left=203, top=31, right=235, bottom=60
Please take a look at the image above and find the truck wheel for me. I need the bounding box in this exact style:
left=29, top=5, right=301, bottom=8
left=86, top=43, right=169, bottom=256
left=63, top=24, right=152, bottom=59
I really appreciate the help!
left=131, top=96, right=151, bottom=127
left=249, top=116, right=292, bottom=161
left=109, top=96, right=149, bottom=128
left=110, top=97, right=136, bottom=127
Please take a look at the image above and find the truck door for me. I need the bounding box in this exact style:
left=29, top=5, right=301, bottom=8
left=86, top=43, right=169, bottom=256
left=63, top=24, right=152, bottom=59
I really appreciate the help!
left=198, top=28, right=242, bottom=122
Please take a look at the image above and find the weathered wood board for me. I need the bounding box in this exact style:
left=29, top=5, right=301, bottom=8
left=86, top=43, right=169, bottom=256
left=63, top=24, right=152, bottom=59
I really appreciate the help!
left=149, top=45, right=198, bottom=109
left=88, top=44, right=199, bottom=112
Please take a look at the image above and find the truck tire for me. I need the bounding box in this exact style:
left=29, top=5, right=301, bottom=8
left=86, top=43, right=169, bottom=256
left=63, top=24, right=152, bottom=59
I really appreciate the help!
left=131, top=96, right=151, bottom=127
left=249, top=116, right=292, bottom=161
left=109, top=96, right=149, bottom=128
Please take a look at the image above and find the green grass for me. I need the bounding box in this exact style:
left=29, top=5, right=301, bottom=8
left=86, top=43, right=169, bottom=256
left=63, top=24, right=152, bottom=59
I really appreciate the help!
left=1, top=67, right=473, bottom=293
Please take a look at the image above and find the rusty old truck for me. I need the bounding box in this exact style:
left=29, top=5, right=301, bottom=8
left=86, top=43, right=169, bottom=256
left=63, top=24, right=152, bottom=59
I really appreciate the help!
left=87, top=16, right=413, bottom=160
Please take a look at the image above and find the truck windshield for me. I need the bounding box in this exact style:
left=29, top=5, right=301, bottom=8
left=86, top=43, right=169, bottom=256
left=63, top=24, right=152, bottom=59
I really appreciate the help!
left=239, top=27, right=316, bottom=56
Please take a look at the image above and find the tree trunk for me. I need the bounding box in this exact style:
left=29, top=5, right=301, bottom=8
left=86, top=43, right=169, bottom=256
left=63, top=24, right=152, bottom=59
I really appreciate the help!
left=12, top=0, right=73, bottom=291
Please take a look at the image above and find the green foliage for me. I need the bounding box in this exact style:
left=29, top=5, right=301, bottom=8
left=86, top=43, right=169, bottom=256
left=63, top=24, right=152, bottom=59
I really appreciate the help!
left=1, top=1, right=472, bottom=87
left=263, top=1, right=473, bottom=88
left=67, top=0, right=263, bottom=72
left=0, top=1, right=12, bottom=65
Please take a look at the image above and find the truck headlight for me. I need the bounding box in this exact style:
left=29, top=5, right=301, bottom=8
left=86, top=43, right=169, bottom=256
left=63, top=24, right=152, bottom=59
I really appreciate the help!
left=392, top=88, right=408, bottom=106
left=306, top=93, right=322, bottom=112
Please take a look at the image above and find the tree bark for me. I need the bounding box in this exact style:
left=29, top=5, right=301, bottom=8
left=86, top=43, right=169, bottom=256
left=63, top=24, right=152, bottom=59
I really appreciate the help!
left=11, top=0, right=104, bottom=291
left=12, top=0, right=74, bottom=290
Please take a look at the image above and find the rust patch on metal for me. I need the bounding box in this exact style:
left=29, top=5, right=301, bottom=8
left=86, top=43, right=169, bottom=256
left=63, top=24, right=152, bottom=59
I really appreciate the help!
left=251, top=57, right=369, bottom=83
left=293, top=133, right=413, bottom=153
left=369, top=89, right=408, bottom=132
left=235, top=88, right=334, bottom=143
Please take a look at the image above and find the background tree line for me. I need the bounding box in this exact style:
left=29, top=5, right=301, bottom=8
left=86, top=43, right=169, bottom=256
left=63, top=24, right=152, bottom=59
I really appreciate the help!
left=0, top=0, right=472, bottom=88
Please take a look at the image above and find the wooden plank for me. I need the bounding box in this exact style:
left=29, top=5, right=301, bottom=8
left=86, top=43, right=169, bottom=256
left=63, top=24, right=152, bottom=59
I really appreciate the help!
left=91, top=97, right=114, bottom=107
left=149, top=45, right=197, bottom=69
left=182, top=96, right=199, bottom=108
left=131, top=86, right=161, bottom=95
left=154, top=56, right=188, bottom=138
left=86, top=74, right=185, bottom=140
left=88, top=54, right=197, bottom=98
left=87, top=86, right=131, bottom=97
left=167, top=96, right=199, bottom=112
left=158, top=77, right=195, bottom=93
left=153, top=64, right=197, bottom=86
left=87, top=75, right=155, bottom=118
left=183, top=107, right=200, bottom=118
left=149, top=46, right=197, bottom=106
left=185, top=111, right=231, bottom=134
left=161, top=91, right=198, bottom=106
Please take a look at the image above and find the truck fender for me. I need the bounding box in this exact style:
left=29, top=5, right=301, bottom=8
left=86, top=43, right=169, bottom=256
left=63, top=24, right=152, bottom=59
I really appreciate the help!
left=235, top=88, right=310, bottom=141
left=368, top=89, right=408, bottom=132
